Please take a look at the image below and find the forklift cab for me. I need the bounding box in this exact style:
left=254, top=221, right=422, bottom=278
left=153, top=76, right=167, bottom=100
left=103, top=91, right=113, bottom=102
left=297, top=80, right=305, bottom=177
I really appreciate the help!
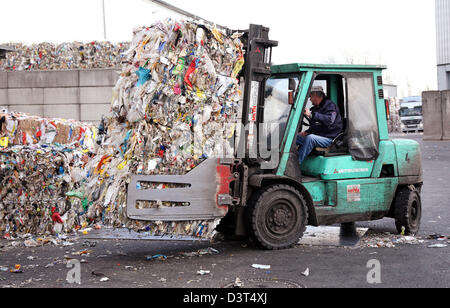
left=263, top=64, right=387, bottom=180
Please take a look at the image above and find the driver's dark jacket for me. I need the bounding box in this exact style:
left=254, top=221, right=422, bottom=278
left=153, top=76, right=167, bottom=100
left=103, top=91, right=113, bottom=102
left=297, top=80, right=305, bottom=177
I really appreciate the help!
left=306, top=98, right=343, bottom=139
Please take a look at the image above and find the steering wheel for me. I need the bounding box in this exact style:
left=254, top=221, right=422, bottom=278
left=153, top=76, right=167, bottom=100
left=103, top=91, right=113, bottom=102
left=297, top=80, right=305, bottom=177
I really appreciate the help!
left=302, top=115, right=312, bottom=127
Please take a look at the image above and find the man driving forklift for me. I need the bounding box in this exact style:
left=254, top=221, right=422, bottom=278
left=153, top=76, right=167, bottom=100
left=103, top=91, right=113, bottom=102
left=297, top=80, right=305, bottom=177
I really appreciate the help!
left=296, top=86, right=343, bottom=164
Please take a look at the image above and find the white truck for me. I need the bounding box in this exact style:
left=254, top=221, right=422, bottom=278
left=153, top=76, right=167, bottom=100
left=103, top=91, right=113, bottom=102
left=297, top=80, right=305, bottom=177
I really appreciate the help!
left=399, top=96, right=423, bottom=133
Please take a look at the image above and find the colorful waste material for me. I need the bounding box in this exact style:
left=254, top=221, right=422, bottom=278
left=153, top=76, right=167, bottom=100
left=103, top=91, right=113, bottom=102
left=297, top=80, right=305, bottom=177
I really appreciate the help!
left=1, top=19, right=245, bottom=239
left=0, top=112, right=97, bottom=237
left=0, top=42, right=129, bottom=71
left=0, top=144, right=92, bottom=236
left=0, top=111, right=98, bottom=152
left=74, top=19, right=244, bottom=238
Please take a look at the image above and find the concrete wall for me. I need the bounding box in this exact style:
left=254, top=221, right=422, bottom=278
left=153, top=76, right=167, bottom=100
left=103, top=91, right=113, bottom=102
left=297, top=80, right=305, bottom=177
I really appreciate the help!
left=442, top=91, right=450, bottom=140
left=422, top=91, right=450, bottom=140
left=0, top=69, right=119, bottom=124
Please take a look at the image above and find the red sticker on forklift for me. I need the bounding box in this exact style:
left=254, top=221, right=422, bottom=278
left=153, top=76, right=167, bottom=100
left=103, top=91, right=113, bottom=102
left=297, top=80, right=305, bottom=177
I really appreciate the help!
left=248, top=81, right=259, bottom=122
left=347, top=185, right=361, bottom=202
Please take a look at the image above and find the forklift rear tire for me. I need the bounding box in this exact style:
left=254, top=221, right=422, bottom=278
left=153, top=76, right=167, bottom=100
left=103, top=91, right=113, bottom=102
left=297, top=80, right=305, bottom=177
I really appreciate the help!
left=394, top=187, right=422, bottom=235
left=248, top=184, right=308, bottom=250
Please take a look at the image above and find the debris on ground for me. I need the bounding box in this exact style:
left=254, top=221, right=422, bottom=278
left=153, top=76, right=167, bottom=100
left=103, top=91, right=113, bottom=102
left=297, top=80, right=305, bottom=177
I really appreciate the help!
left=252, top=264, right=271, bottom=270
left=72, top=250, right=93, bottom=256
left=428, top=234, right=448, bottom=241
left=82, top=240, right=98, bottom=248
left=233, top=277, right=244, bottom=288
left=91, top=271, right=107, bottom=277
left=361, top=232, right=425, bottom=248
left=181, top=247, right=220, bottom=257
left=146, top=254, right=168, bottom=261
left=10, top=264, right=22, bottom=273
left=301, top=268, right=310, bottom=277
left=24, top=239, right=39, bottom=248
left=428, top=244, right=448, bottom=248
left=197, top=270, right=211, bottom=275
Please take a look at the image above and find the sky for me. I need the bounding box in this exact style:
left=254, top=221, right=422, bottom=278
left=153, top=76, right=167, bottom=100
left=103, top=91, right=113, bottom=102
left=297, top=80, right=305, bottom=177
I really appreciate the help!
left=0, top=0, right=438, bottom=97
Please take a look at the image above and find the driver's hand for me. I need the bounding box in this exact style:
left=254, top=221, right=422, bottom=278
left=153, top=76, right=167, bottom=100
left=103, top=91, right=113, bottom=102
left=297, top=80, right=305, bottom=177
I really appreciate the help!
left=304, top=109, right=312, bottom=118
left=300, top=132, right=308, bottom=137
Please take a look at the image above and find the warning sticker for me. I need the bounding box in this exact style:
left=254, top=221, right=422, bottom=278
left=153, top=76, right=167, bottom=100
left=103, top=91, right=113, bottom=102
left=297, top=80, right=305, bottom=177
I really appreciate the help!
left=347, top=185, right=361, bottom=202
left=248, top=81, right=259, bottom=122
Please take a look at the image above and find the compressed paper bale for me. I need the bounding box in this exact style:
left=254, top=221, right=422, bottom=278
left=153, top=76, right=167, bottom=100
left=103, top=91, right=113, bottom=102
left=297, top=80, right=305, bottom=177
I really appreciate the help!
left=0, top=113, right=99, bottom=237
left=0, top=145, right=87, bottom=236
left=0, top=112, right=98, bottom=149
left=0, top=42, right=130, bottom=71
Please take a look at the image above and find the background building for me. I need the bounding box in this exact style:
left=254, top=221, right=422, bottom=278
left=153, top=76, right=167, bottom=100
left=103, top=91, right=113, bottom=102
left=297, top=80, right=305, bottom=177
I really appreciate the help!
left=436, top=0, right=450, bottom=90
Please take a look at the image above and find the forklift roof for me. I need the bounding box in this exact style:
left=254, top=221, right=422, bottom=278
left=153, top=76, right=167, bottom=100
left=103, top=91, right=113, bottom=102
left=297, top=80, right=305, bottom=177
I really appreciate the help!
left=271, top=63, right=387, bottom=74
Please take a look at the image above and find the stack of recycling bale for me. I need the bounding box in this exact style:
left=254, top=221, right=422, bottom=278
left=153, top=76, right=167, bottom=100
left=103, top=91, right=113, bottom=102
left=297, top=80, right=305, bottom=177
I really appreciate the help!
left=0, top=145, right=89, bottom=236
left=0, top=42, right=130, bottom=71
left=76, top=19, right=245, bottom=238
left=387, top=98, right=402, bottom=133
left=1, top=111, right=98, bottom=149
left=0, top=112, right=97, bottom=237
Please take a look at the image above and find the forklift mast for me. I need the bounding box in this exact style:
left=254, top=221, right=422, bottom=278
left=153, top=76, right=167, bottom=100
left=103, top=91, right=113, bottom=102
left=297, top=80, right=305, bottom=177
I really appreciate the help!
left=239, top=25, right=278, bottom=158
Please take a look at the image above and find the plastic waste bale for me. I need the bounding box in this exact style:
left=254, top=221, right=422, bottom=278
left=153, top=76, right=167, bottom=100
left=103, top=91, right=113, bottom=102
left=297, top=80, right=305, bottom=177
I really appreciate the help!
left=77, top=19, right=245, bottom=239
left=0, top=111, right=97, bottom=238
left=0, top=42, right=130, bottom=71
left=0, top=144, right=91, bottom=237
left=0, top=111, right=98, bottom=152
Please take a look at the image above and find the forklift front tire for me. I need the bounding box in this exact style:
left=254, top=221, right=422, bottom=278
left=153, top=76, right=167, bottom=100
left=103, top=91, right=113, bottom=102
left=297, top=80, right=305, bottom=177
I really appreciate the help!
left=394, top=187, right=422, bottom=235
left=248, top=184, right=308, bottom=250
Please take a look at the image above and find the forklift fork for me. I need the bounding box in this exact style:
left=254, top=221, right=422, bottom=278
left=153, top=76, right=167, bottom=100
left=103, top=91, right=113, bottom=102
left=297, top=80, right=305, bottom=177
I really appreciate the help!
left=127, top=159, right=233, bottom=221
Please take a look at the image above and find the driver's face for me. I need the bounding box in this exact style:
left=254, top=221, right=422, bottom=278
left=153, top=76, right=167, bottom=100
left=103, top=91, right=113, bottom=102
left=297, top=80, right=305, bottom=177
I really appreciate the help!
left=310, top=93, right=322, bottom=106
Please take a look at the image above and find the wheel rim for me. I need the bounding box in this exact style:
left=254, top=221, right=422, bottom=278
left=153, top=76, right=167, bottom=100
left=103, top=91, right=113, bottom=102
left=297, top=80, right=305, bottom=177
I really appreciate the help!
left=410, top=199, right=421, bottom=228
left=265, top=199, right=297, bottom=236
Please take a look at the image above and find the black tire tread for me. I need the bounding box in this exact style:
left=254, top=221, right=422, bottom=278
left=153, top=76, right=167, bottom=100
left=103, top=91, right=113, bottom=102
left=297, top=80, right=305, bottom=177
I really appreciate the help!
left=394, top=187, right=421, bottom=235
left=248, top=184, right=308, bottom=250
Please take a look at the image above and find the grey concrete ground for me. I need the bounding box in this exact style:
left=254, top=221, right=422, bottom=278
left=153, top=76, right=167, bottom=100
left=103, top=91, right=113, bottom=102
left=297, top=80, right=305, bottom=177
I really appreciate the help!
left=0, top=134, right=449, bottom=289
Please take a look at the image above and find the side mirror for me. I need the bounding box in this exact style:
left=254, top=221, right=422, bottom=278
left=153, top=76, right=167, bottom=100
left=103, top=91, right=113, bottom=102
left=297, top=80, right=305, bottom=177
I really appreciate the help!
left=288, top=79, right=296, bottom=105
left=288, top=78, right=296, bottom=91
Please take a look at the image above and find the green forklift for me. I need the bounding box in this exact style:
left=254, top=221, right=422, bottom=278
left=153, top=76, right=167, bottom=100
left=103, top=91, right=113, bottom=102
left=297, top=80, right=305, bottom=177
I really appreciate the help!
left=127, top=23, right=423, bottom=250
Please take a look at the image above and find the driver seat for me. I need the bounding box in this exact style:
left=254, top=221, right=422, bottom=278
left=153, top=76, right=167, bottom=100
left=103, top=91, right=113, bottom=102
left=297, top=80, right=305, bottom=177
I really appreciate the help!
left=312, top=132, right=345, bottom=156
left=312, top=118, right=348, bottom=156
